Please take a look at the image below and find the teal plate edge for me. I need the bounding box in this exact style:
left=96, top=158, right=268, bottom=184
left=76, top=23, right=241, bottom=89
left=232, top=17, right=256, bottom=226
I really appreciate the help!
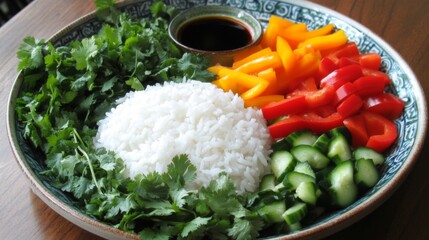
left=7, top=0, right=428, bottom=239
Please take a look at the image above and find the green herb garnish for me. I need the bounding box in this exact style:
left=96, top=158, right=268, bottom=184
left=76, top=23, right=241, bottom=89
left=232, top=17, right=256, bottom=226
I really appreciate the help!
left=15, top=1, right=265, bottom=239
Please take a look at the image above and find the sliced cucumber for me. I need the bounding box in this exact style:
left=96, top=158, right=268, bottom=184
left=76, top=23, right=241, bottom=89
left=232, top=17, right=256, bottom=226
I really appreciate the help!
left=259, top=174, right=276, bottom=192
left=283, top=171, right=316, bottom=190
left=353, top=147, right=385, bottom=165
left=328, top=160, right=358, bottom=208
left=282, top=202, right=308, bottom=225
left=257, top=200, right=287, bottom=223
left=286, top=221, right=302, bottom=232
left=291, top=145, right=330, bottom=170
left=271, top=137, right=291, bottom=152
left=294, top=162, right=316, bottom=179
left=271, top=150, right=296, bottom=180
left=296, top=181, right=318, bottom=205
left=328, top=126, right=351, bottom=143
left=285, top=130, right=318, bottom=147
left=327, top=134, right=352, bottom=164
left=354, top=158, right=379, bottom=188
left=312, top=133, right=330, bottom=153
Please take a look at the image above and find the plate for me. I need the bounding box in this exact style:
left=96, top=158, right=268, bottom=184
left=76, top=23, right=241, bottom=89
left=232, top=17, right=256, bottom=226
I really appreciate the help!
left=7, top=0, right=428, bottom=239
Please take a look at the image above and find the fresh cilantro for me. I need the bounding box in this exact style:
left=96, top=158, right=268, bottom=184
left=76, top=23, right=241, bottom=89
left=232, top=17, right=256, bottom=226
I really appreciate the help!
left=95, top=0, right=120, bottom=25
left=17, top=36, right=46, bottom=70
left=14, top=1, right=266, bottom=239
left=70, top=37, right=99, bottom=71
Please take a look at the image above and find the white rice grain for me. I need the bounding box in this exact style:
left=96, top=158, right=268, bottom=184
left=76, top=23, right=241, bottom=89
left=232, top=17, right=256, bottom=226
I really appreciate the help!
left=94, top=80, right=272, bottom=194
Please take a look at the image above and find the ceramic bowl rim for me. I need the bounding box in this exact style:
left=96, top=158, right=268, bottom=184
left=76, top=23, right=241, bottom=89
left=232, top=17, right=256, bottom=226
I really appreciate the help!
left=168, top=5, right=264, bottom=55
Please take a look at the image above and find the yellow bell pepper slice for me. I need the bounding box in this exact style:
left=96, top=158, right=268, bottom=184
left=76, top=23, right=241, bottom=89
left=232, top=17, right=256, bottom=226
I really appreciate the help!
left=261, top=15, right=295, bottom=50
left=208, top=65, right=225, bottom=74
left=234, top=52, right=282, bottom=74
left=244, top=95, right=285, bottom=108
left=213, top=76, right=237, bottom=93
left=217, top=67, right=266, bottom=88
left=232, top=48, right=272, bottom=69
left=240, top=81, right=270, bottom=100
left=282, top=23, right=334, bottom=47
left=298, top=29, right=348, bottom=51
left=276, top=36, right=296, bottom=75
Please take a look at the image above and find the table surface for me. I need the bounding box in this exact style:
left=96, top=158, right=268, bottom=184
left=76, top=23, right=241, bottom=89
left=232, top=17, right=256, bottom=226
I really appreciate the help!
left=1, top=0, right=428, bottom=239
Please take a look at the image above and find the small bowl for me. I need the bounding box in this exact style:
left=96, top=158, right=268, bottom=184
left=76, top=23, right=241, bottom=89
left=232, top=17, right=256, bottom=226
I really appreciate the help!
left=168, top=5, right=263, bottom=66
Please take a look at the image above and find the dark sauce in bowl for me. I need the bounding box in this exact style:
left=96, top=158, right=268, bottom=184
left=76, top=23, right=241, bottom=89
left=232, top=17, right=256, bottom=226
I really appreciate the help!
left=177, top=16, right=252, bottom=52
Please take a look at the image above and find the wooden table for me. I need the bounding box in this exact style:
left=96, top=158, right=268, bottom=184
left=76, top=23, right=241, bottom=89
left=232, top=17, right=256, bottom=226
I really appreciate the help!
left=0, top=0, right=427, bottom=239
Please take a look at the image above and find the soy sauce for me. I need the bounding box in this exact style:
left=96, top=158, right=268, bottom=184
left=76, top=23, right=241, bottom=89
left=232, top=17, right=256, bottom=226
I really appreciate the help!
left=177, top=16, right=252, bottom=51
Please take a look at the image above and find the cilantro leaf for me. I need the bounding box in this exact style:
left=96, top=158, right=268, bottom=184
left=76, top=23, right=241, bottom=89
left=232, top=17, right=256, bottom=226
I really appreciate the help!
left=163, top=154, right=196, bottom=188
left=150, top=1, right=177, bottom=19
left=181, top=217, right=212, bottom=238
left=139, top=229, right=170, bottom=240
left=95, top=0, right=120, bottom=25
left=229, top=217, right=263, bottom=240
left=17, top=36, right=45, bottom=70
left=71, top=37, right=99, bottom=71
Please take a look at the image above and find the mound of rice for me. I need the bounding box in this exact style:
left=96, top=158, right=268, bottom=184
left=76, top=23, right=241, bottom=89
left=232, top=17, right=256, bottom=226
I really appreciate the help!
left=94, top=80, right=272, bottom=193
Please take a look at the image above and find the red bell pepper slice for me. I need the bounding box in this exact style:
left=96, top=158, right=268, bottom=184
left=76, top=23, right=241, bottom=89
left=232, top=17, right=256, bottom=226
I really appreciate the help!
left=363, top=93, right=404, bottom=120
left=326, top=42, right=360, bottom=65
left=353, top=76, right=387, bottom=97
left=301, top=85, right=335, bottom=108
left=268, top=115, right=306, bottom=139
left=320, top=64, right=363, bottom=89
left=343, top=114, right=369, bottom=148
left=262, top=95, right=306, bottom=121
left=362, top=68, right=391, bottom=85
left=333, top=82, right=357, bottom=106
left=295, top=77, right=318, bottom=91
left=319, top=57, right=338, bottom=79
left=304, top=112, right=344, bottom=134
left=336, top=94, right=363, bottom=118
left=313, top=104, right=337, bottom=118
left=361, top=111, right=398, bottom=152
left=353, top=53, right=382, bottom=70
left=268, top=112, right=344, bottom=139
left=338, top=57, right=359, bottom=68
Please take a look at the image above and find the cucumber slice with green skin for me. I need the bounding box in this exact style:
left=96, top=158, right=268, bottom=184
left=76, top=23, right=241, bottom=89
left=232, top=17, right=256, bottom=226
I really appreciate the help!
left=283, top=171, right=316, bottom=190
left=282, top=202, right=308, bottom=225
left=258, top=200, right=287, bottom=223
left=328, top=126, right=351, bottom=143
left=271, top=150, right=296, bottom=180
left=286, top=221, right=302, bottom=232
left=285, top=130, right=318, bottom=147
left=312, top=133, right=330, bottom=153
left=294, top=162, right=316, bottom=179
left=353, top=147, right=385, bottom=165
left=259, top=174, right=276, bottom=192
left=296, top=181, right=318, bottom=205
left=327, top=134, right=352, bottom=165
left=328, top=160, right=358, bottom=208
left=271, top=137, right=291, bottom=152
left=291, top=145, right=330, bottom=170
left=354, top=158, right=380, bottom=188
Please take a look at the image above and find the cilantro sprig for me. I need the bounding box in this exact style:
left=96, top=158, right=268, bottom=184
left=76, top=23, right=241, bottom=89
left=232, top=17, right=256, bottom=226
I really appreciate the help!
left=14, top=1, right=265, bottom=239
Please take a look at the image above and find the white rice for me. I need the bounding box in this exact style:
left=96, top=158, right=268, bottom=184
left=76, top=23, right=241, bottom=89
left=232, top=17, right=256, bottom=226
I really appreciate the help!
left=94, top=80, right=272, bottom=194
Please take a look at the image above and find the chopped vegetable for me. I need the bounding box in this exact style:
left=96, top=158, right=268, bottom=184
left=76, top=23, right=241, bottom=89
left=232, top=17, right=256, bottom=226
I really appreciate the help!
left=363, top=93, right=404, bottom=120
left=254, top=127, right=386, bottom=227
left=210, top=17, right=350, bottom=107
